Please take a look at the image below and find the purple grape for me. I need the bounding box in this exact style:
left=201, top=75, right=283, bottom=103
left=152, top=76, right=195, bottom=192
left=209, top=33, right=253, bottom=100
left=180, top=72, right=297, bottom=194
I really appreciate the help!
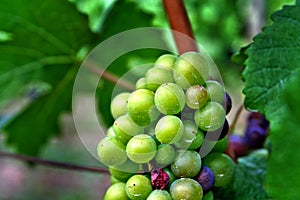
left=195, top=166, right=215, bottom=192
left=228, top=134, right=249, bottom=158
left=244, top=125, right=266, bottom=149
left=205, top=119, right=229, bottom=141
left=151, top=168, right=170, bottom=190
left=224, top=92, right=232, bottom=114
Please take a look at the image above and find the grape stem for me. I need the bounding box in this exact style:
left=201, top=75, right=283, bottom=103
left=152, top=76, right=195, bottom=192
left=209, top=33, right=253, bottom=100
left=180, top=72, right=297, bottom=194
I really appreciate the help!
left=0, top=150, right=109, bottom=174
left=162, top=0, right=198, bottom=54
left=228, top=104, right=244, bottom=135
left=84, top=60, right=135, bottom=91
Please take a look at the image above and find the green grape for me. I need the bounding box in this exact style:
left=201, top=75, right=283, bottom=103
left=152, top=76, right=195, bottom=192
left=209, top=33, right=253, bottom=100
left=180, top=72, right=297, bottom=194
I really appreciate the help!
left=185, top=85, right=208, bottom=109
left=170, top=178, right=203, bottom=200
left=163, top=167, right=176, bottom=188
left=211, top=135, right=228, bottom=153
left=106, top=126, right=116, bottom=137
left=173, top=52, right=209, bottom=89
left=126, top=175, right=152, bottom=200
left=135, top=77, right=147, bottom=89
left=110, top=175, right=123, bottom=184
left=194, top=101, right=226, bottom=131
left=154, top=144, right=176, bottom=166
left=203, top=191, right=214, bottom=200
left=127, top=89, right=160, bottom=126
left=203, top=152, right=235, bottom=187
left=155, top=83, right=185, bottom=115
left=145, top=67, right=174, bottom=91
left=171, top=150, right=202, bottom=178
left=155, top=115, right=184, bottom=144
left=154, top=54, right=177, bottom=71
left=188, top=129, right=205, bottom=150
left=206, top=80, right=225, bottom=103
left=113, top=114, right=144, bottom=144
left=109, top=161, right=138, bottom=182
left=103, top=183, right=130, bottom=200
left=126, top=134, right=157, bottom=164
left=97, top=136, right=127, bottom=166
left=147, top=190, right=172, bottom=200
left=175, top=120, right=204, bottom=149
left=110, top=92, right=130, bottom=119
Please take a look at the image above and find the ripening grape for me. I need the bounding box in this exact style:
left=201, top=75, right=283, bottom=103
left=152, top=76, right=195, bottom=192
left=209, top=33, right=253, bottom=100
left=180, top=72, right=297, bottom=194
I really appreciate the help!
left=185, top=85, right=208, bottom=109
left=206, top=80, right=225, bottom=103
left=155, top=115, right=184, bottom=144
left=155, top=83, right=185, bottom=115
left=170, top=178, right=203, bottom=200
left=194, top=101, right=226, bottom=131
left=110, top=92, right=130, bottom=119
left=145, top=67, right=174, bottom=91
left=203, top=153, right=235, bottom=187
left=127, top=89, right=159, bottom=126
left=103, top=182, right=130, bottom=200
left=125, top=175, right=152, bottom=200
left=97, top=136, right=127, bottom=167
left=171, top=150, right=202, bottom=178
left=126, top=134, right=157, bottom=164
left=113, top=114, right=144, bottom=144
left=195, top=166, right=215, bottom=192
left=154, top=54, right=177, bottom=71
left=173, top=52, right=209, bottom=89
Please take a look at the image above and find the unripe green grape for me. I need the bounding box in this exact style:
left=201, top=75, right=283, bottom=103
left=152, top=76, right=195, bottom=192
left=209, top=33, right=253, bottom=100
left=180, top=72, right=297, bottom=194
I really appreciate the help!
left=211, top=135, right=228, bottom=153
left=127, top=89, right=159, bottom=126
left=155, top=115, right=184, bottom=144
left=97, top=136, right=127, bottom=167
left=170, top=178, right=203, bottom=200
left=113, top=114, right=144, bottom=144
left=206, top=80, right=225, bottom=103
left=154, top=54, right=177, bottom=71
left=171, top=150, right=202, bottom=178
left=173, top=52, right=209, bottom=89
left=103, top=183, right=130, bottom=200
left=189, top=129, right=205, bottom=150
left=185, top=85, right=208, bottom=109
left=126, top=134, right=157, bottom=164
left=194, top=102, right=226, bottom=131
left=145, top=67, right=174, bottom=91
left=175, top=120, right=203, bottom=149
left=110, top=92, right=130, bottom=119
left=203, top=152, right=235, bottom=187
left=126, top=175, right=152, bottom=200
left=109, top=161, right=138, bottom=182
left=203, top=191, right=214, bottom=200
left=135, top=77, right=147, bottom=89
left=147, top=190, right=172, bottom=200
left=155, top=83, right=185, bottom=115
left=154, top=144, right=176, bottom=166
left=106, top=126, right=116, bottom=137
left=163, top=167, right=176, bottom=187
left=110, top=175, right=123, bottom=184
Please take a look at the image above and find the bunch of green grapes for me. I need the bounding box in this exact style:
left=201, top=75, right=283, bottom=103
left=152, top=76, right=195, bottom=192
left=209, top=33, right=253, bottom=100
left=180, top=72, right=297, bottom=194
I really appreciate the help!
left=98, top=52, right=235, bottom=200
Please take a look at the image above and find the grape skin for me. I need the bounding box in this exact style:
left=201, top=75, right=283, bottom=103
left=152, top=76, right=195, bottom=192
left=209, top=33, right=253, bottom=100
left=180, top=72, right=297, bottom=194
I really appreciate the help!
left=103, top=182, right=130, bottom=200
left=110, top=92, right=130, bottom=119
left=170, top=178, right=203, bottom=200
left=126, top=175, right=152, bottom=200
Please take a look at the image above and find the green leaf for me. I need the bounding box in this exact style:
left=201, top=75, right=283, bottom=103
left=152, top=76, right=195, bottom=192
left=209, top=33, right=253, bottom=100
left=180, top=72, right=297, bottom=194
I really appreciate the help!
left=214, top=150, right=269, bottom=200
left=0, top=0, right=98, bottom=155
left=242, top=4, right=300, bottom=199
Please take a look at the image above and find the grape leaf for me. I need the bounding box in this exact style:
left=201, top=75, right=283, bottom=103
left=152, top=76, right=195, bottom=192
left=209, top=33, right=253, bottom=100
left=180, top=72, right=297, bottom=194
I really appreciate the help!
left=214, top=150, right=269, bottom=200
left=0, top=0, right=98, bottom=155
left=242, top=4, right=300, bottom=199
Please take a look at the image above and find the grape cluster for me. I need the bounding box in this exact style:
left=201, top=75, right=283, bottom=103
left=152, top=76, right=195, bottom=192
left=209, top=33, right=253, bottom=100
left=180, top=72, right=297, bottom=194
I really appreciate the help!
left=227, top=112, right=270, bottom=160
left=98, top=52, right=235, bottom=200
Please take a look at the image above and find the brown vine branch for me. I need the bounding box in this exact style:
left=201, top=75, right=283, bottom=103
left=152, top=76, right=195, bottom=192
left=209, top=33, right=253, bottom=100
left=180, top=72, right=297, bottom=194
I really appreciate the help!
left=84, top=60, right=135, bottom=91
left=162, top=0, right=198, bottom=54
left=0, top=151, right=109, bottom=174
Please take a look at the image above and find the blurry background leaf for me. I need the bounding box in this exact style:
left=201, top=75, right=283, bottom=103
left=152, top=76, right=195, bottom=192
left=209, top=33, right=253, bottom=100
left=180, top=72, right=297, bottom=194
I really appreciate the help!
left=0, top=0, right=98, bottom=155
left=242, top=4, right=300, bottom=199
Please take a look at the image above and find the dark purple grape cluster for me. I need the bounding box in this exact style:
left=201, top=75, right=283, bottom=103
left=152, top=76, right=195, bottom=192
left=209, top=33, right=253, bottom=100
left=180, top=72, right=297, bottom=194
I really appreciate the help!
left=227, top=112, right=269, bottom=160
